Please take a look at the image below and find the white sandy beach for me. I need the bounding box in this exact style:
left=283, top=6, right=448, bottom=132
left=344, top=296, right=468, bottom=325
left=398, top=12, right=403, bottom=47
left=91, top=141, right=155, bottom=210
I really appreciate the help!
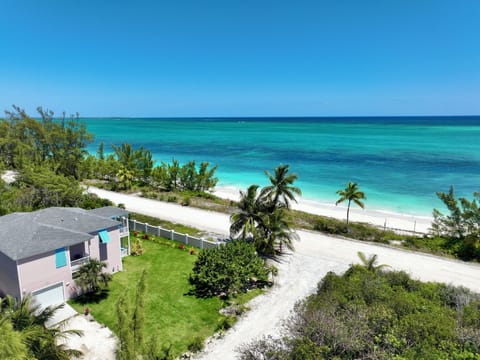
left=86, top=187, right=480, bottom=359
left=213, top=185, right=433, bottom=234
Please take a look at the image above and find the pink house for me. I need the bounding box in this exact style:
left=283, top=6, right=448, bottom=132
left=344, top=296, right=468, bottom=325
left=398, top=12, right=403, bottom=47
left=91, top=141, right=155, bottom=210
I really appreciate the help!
left=0, top=206, right=130, bottom=308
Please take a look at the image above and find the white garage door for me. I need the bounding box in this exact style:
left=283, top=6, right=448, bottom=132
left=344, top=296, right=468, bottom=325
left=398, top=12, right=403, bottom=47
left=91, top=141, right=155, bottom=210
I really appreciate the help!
left=32, top=282, right=65, bottom=309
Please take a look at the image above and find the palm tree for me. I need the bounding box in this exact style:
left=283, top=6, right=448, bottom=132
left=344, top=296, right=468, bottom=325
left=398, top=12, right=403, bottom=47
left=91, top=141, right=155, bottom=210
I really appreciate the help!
left=75, top=259, right=112, bottom=294
left=260, top=164, right=302, bottom=209
left=230, top=185, right=265, bottom=240
left=0, top=317, right=29, bottom=359
left=357, top=251, right=390, bottom=273
left=116, top=166, right=135, bottom=190
left=259, top=208, right=299, bottom=256
left=335, top=181, right=366, bottom=225
left=0, top=295, right=83, bottom=359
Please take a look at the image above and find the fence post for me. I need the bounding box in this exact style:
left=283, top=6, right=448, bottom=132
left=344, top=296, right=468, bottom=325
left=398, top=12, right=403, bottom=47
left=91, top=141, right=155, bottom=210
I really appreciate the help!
left=185, top=234, right=189, bottom=245
left=145, top=222, right=148, bottom=233
left=170, top=230, right=174, bottom=241
left=132, top=220, right=136, bottom=231
left=157, top=226, right=161, bottom=236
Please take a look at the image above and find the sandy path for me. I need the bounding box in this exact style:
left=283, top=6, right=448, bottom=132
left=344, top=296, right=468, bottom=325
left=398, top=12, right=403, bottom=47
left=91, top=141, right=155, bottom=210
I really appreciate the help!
left=60, top=314, right=117, bottom=360
left=87, top=187, right=480, bottom=359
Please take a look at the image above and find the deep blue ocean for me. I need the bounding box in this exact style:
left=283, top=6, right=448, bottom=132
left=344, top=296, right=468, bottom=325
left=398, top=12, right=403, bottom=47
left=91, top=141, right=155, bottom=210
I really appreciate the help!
left=83, top=116, right=480, bottom=216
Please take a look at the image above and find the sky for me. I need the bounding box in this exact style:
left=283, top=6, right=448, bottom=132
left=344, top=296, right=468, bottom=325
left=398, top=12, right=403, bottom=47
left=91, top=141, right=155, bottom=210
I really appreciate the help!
left=0, top=0, right=479, bottom=117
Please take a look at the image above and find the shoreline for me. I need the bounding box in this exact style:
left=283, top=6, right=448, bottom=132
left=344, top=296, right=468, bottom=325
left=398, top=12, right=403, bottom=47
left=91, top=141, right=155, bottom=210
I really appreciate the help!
left=213, top=184, right=433, bottom=234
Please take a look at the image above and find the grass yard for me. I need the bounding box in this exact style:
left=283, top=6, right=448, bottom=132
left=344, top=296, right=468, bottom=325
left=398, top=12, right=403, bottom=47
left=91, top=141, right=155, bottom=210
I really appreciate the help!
left=70, top=235, right=228, bottom=356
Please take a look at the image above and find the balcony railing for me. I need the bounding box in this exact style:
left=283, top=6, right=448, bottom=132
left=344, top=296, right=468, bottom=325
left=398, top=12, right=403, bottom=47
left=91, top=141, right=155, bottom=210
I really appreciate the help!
left=70, top=255, right=90, bottom=273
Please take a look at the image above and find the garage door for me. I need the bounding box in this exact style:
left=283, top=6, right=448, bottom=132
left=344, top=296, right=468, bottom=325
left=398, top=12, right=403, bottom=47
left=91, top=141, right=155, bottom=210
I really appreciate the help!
left=32, top=282, right=65, bottom=309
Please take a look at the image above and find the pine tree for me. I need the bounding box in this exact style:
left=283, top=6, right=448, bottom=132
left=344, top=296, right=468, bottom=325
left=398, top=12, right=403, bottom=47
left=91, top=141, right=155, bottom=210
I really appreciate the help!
left=133, top=270, right=147, bottom=353
left=116, top=295, right=134, bottom=360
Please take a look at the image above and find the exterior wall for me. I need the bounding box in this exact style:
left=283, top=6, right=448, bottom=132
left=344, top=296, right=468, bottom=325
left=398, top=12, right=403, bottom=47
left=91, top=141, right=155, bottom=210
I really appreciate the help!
left=15, top=226, right=122, bottom=302
left=88, top=226, right=123, bottom=273
left=0, top=251, right=21, bottom=300
left=17, top=249, right=74, bottom=300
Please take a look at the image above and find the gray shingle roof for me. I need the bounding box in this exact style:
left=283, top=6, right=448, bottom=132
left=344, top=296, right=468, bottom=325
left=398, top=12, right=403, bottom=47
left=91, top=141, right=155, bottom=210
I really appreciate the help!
left=88, top=206, right=129, bottom=219
left=0, top=207, right=122, bottom=261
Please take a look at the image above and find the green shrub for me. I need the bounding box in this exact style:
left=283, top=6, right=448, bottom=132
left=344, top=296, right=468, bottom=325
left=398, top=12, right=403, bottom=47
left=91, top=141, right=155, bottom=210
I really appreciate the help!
left=240, top=266, right=480, bottom=360
left=181, top=196, right=191, bottom=206
left=189, top=241, right=274, bottom=298
left=167, top=195, right=177, bottom=203
left=131, top=239, right=145, bottom=256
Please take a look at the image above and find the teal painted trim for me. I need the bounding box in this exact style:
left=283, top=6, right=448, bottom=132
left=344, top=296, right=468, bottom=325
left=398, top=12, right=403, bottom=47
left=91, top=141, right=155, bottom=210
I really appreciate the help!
left=55, top=248, right=67, bottom=268
left=98, top=230, right=111, bottom=243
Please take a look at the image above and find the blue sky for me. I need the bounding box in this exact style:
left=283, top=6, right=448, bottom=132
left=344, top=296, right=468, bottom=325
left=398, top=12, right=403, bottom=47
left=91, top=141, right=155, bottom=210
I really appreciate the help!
left=0, top=0, right=479, bottom=117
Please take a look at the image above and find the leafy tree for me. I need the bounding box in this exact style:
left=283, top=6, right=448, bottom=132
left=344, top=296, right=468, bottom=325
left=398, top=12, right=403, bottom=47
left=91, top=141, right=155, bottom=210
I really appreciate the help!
left=335, top=181, right=366, bottom=225
left=197, top=161, right=219, bottom=192
left=189, top=241, right=274, bottom=298
left=97, top=142, right=105, bottom=160
left=260, top=164, right=301, bottom=209
left=432, top=186, right=480, bottom=240
left=167, top=159, right=180, bottom=191
left=14, top=166, right=84, bottom=210
left=0, top=106, right=93, bottom=179
left=75, top=259, right=112, bottom=294
left=178, top=160, right=197, bottom=191
left=431, top=187, right=480, bottom=260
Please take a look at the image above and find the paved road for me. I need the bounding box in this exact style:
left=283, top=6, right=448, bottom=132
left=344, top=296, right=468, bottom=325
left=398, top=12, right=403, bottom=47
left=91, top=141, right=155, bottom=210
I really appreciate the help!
left=88, top=187, right=480, bottom=359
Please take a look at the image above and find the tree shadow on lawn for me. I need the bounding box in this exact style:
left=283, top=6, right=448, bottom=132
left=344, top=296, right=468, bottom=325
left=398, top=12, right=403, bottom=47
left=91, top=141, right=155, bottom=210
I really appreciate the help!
left=71, top=289, right=110, bottom=305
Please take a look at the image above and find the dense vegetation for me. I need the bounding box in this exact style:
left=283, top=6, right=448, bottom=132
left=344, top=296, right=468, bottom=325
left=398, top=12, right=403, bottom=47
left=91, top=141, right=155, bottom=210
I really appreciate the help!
left=0, top=106, right=220, bottom=214
left=0, top=106, right=111, bottom=213
left=240, top=263, right=480, bottom=360
left=230, top=164, right=300, bottom=256
left=0, top=295, right=82, bottom=359
left=189, top=241, right=275, bottom=298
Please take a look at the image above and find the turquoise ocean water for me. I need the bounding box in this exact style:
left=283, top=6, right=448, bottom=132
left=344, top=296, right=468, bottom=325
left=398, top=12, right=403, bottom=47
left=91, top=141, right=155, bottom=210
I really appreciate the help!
left=83, top=117, right=480, bottom=216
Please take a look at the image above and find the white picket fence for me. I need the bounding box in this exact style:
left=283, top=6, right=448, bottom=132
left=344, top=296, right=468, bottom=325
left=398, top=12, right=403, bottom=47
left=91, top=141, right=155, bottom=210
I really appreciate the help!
left=128, top=219, right=220, bottom=250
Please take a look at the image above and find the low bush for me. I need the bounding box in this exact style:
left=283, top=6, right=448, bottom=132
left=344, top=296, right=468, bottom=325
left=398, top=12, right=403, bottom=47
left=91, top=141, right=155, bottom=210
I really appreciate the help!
left=239, top=265, right=480, bottom=360
left=314, top=216, right=419, bottom=245
left=131, top=239, right=144, bottom=256
left=189, top=240, right=274, bottom=298
left=181, top=196, right=191, bottom=206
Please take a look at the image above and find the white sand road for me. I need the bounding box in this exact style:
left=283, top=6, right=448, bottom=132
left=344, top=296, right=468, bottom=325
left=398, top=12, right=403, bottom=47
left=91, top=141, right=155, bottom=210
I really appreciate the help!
left=86, top=187, right=480, bottom=359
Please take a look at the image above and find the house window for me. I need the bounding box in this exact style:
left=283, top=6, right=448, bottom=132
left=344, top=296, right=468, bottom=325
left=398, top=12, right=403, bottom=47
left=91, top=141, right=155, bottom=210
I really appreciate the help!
left=98, top=230, right=111, bottom=243
left=55, top=248, right=67, bottom=268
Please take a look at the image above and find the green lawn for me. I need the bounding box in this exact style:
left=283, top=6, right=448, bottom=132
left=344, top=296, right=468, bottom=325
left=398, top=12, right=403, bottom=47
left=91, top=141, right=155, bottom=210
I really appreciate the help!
left=69, top=236, right=227, bottom=356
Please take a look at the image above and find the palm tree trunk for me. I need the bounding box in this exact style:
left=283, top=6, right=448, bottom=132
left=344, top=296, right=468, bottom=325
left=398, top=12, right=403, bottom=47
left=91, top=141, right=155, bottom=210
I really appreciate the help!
left=346, top=200, right=351, bottom=225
